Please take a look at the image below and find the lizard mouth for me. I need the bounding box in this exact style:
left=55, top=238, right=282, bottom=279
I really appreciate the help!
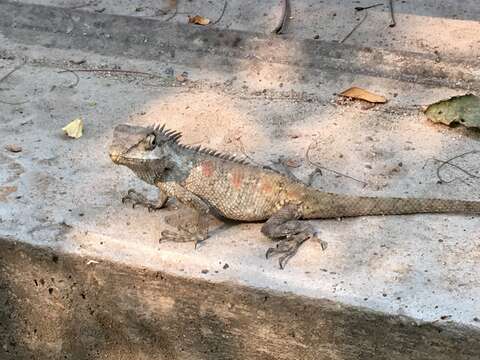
left=109, top=152, right=133, bottom=165
left=109, top=153, right=120, bottom=163
left=110, top=154, right=149, bottom=167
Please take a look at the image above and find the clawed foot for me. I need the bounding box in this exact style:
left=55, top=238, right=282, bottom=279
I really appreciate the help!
left=266, top=233, right=326, bottom=269
left=265, top=234, right=308, bottom=270
left=122, top=189, right=163, bottom=212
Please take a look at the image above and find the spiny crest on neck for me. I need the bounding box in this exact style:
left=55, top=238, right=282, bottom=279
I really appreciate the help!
left=149, top=123, right=249, bottom=165
left=149, top=123, right=183, bottom=142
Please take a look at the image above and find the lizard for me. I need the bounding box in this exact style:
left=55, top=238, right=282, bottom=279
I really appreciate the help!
left=109, top=123, right=480, bottom=269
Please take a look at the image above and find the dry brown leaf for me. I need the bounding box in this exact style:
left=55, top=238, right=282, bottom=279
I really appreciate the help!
left=0, top=186, right=17, bottom=202
left=176, top=74, right=187, bottom=82
left=5, top=144, right=22, bottom=153
left=188, top=15, right=210, bottom=25
left=339, top=87, right=387, bottom=104
left=62, top=118, right=83, bottom=139
left=284, top=158, right=301, bottom=168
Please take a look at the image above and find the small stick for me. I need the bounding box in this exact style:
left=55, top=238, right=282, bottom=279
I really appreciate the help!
left=164, top=0, right=178, bottom=21
left=211, top=0, right=228, bottom=25
left=355, top=3, right=383, bottom=11
left=340, top=10, right=368, bottom=44
left=236, top=138, right=261, bottom=166
left=388, top=0, right=396, bottom=27
left=434, top=150, right=479, bottom=184
left=63, top=68, right=158, bottom=77
left=272, top=157, right=305, bottom=183
left=305, top=142, right=367, bottom=186
left=306, top=168, right=322, bottom=186
left=435, top=158, right=479, bottom=181
left=0, top=63, right=24, bottom=84
left=57, top=69, right=80, bottom=88
left=0, top=99, right=29, bottom=105
left=272, top=0, right=289, bottom=34
left=70, top=0, right=99, bottom=10
left=0, top=62, right=28, bottom=105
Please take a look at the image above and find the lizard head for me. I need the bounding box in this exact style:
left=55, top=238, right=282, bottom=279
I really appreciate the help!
left=109, top=124, right=157, bottom=165
left=109, top=123, right=182, bottom=176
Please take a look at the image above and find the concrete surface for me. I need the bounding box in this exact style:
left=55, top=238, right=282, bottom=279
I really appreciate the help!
left=2, top=240, right=480, bottom=359
left=1, top=0, right=480, bottom=358
left=11, top=0, right=480, bottom=60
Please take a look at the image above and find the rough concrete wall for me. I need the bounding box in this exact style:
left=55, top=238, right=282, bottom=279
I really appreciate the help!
left=1, top=238, right=479, bottom=360
left=1, top=1, right=478, bottom=89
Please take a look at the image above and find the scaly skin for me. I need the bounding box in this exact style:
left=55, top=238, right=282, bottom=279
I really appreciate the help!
left=109, top=124, right=480, bottom=268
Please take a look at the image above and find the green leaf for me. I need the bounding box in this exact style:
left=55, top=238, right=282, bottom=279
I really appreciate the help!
left=424, top=94, right=480, bottom=128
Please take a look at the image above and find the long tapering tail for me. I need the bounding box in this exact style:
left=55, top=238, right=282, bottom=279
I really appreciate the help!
left=303, top=191, right=480, bottom=219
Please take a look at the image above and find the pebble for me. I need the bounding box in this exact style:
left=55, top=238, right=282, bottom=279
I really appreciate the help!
left=5, top=144, right=22, bottom=153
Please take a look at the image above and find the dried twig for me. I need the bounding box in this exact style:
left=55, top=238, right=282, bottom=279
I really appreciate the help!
left=436, top=159, right=479, bottom=181
left=306, top=168, right=322, bottom=186
left=57, top=69, right=80, bottom=88
left=63, top=68, right=158, bottom=77
left=272, top=0, right=289, bottom=34
left=355, top=3, right=383, bottom=11
left=340, top=10, right=368, bottom=44
left=275, top=157, right=324, bottom=186
left=0, top=99, right=29, bottom=105
left=70, top=0, right=99, bottom=10
left=271, top=156, right=305, bottom=183
left=211, top=0, right=228, bottom=25
left=0, top=63, right=24, bottom=84
left=433, top=150, right=479, bottom=184
left=236, top=138, right=261, bottom=165
left=237, top=141, right=317, bottom=185
left=0, top=62, right=28, bottom=105
left=388, top=0, right=396, bottom=27
left=164, top=0, right=178, bottom=21
left=305, top=142, right=367, bottom=186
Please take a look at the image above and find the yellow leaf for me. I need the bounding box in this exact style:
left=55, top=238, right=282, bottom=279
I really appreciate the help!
left=188, top=15, right=210, bottom=25
left=339, top=87, right=387, bottom=104
left=62, top=118, right=83, bottom=139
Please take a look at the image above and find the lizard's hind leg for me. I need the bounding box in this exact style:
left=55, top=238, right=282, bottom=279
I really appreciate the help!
left=160, top=211, right=209, bottom=248
left=261, top=204, right=324, bottom=269
left=157, top=183, right=210, bottom=248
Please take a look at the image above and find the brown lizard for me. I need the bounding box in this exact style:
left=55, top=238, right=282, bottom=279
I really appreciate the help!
left=109, top=123, right=480, bottom=268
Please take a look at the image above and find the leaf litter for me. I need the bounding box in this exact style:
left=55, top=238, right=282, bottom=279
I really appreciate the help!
left=62, top=118, right=84, bottom=138
left=188, top=15, right=210, bottom=25
left=339, top=87, right=387, bottom=104
left=424, top=94, right=480, bottom=128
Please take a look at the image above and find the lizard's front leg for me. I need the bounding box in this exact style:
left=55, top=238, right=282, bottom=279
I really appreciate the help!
left=261, top=204, right=326, bottom=269
left=122, top=188, right=169, bottom=212
left=157, top=182, right=210, bottom=247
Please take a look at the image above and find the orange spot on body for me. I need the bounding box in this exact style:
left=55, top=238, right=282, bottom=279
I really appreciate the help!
left=201, top=161, right=214, bottom=177
left=260, top=180, right=273, bottom=193
left=230, top=169, right=244, bottom=189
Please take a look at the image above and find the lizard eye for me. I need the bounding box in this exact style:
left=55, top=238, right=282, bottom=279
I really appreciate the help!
left=145, top=134, right=156, bottom=150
